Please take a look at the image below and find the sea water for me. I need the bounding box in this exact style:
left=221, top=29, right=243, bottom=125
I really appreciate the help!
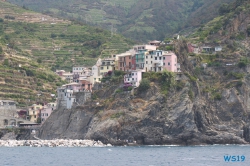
left=0, top=145, right=249, bottom=166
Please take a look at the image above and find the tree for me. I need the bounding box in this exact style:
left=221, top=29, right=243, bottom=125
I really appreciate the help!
left=138, top=79, right=150, bottom=92
left=219, top=3, right=230, bottom=15
left=37, top=58, right=42, bottom=63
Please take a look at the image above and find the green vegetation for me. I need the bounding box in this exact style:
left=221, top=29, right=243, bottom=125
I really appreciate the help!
left=7, top=0, right=235, bottom=41
left=138, top=78, right=150, bottom=92
left=110, top=112, right=125, bottom=119
left=143, top=71, right=176, bottom=95
left=0, top=1, right=134, bottom=71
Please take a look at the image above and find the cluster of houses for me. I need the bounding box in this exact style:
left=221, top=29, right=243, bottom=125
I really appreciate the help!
left=0, top=42, right=181, bottom=126
left=0, top=99, right=57, bottom=128
left=55, top=44, right=181, bottom=109
left=187, top=43, right=222, bottom=54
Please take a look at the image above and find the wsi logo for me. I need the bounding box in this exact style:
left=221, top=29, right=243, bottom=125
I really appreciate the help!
left=224, top=155, right=245, bottom=162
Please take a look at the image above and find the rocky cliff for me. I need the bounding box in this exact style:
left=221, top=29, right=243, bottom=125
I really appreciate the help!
left=39, top=40, right=250, bottom=145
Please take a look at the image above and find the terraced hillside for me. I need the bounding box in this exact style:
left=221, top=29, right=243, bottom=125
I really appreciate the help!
left=0, top=1, right=134, bottom=71
left=0, top=1, right=134, bottom=105
left=0, top=52, right=65, bottom=106
left=7, top=0, right=235, bottom=41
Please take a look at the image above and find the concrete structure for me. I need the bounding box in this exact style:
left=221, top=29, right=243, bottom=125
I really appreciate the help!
left=215, top=46, right=222, bottom=52
left=133, top=45, right=157, bottom=52
left=0, top=100, right=20, bottom=127
left=0, top=100, right=17, bottom=117
left=57, top=83, right=92, bottom=109
left=124, top=70, right=142, bottom=87
left=55, top=70, right=66, bottom=76
left=148, top=40, right=161, bottom=47
left=41, top=102, right=56, bottom=123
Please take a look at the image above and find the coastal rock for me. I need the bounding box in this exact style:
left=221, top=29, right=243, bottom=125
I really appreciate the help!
left=0, top=139, right=106, bottom=147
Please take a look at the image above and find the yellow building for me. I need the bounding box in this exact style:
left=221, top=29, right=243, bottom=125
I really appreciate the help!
left=28, top=104, right=43, bottom=123
left=100, top=58, right=115, bottom=76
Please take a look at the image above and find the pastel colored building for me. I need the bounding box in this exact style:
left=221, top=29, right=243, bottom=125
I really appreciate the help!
left=124, top=70, right=142, bottom=87
left=100, top=58, right=115, bottom=76
left=144, top=50, right=164, bottom=72
left=28, top=104, right=43, bottom=123
left=79, top=80, right=93, bottom=91
left=72, top=66, right=92, bottom=83
left=117, top=53, right=133, bottom=71
left=62, top=72, right=73, bottom=83
left=64, top=82, right=83, bottom=92
left=163, top=52, right=178, bottom=72
left=41, top=102, right=56, bottom=123
left=135, top=50, right=146, bottom=70
left=89, top=65, right=102, bottom=84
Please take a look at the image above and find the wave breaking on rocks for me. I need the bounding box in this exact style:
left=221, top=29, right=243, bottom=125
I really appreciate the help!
left=0, top=139, right=111, bottom=147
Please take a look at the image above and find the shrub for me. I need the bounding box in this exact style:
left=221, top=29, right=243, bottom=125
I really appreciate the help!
left=115, top=89, right=123, bottom=93
left=128, top=86, right=133, bottom=91
left=3, top=59, right=9, bottom=66
left=213, top=93, right=222, bottom=100
left=188, top=89, right=194, bottom=101
left=138, top=78, right=150, bottom=92
left=114, top=70, right=125, bottom=76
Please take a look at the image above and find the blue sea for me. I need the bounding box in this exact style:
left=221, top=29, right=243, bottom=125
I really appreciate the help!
left=0, top=145, right=249, bottom=166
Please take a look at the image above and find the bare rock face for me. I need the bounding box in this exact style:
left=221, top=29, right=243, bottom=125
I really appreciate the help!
left=39, top=83, right=248, bottom=145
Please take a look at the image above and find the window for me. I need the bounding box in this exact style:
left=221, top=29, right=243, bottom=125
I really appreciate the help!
left=159, top=57, right=161, bottom=60
left=146, top=56, right=148, bottom=59
left=94, top=78, right=96, bottom=80
left=34, top=115, right=36, bottom=118
left=132, top=78, right=134, bottom=80
left=163, top=63, right=165, bottom=66
left=146, top=61, right=148, bottom=64
left=163, top=57, right=165, bottom=60
left=128, top=78, right=130, bottom=81
left=132, top=73, right=134, bottom=76
left=98, top=78, right=101, bottom=81
left=155, top=57, right=157, bottom=60
left=151, top=56, right=153, bottom=58
left=107, top=66, right=109, bottom=69
left=101, top=67, right=104, bottom=70
left=168, top=62, right=170, bottom=66
left=151, top=61, right=152, bottom=64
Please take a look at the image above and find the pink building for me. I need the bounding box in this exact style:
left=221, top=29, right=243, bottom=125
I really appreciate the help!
left=41, top=102, right=57, bottom=123
left=163, top=52, right=179, bottom=72
left=124, top=70, right=142, bottom=87
left=65, top=82, right=83, bottom=92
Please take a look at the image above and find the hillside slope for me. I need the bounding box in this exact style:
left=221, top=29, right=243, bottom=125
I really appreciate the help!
left=0, top=1, right=133, bottom=105
left=0, top=1, right=134, bottom=71
left=38, top=0, right=250, bottom=145
left=7, top=0, right=235, bottom=41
